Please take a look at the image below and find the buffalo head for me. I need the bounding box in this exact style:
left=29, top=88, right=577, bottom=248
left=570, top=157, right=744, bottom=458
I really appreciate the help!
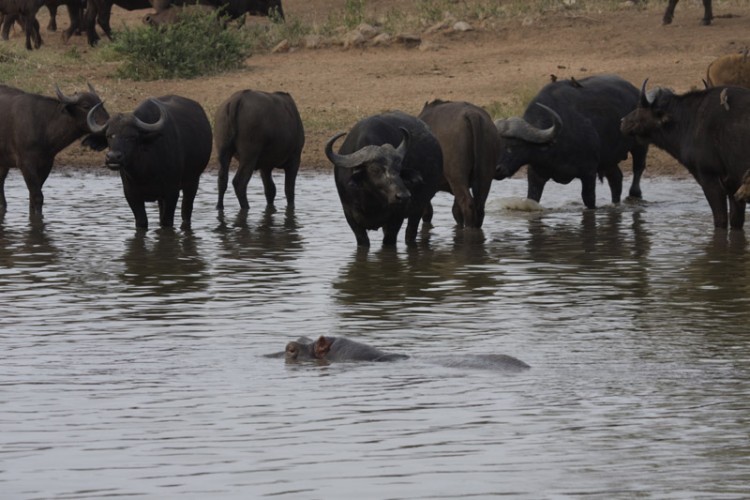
left=493, top=103, right=562, bottom=180
left=55, top=83, right=109, bottom=142
left=326, top=128, right=422, bottom=206
left=87, top=99, right=167, bottom=170
left=620, top=79, right=674, bottom=139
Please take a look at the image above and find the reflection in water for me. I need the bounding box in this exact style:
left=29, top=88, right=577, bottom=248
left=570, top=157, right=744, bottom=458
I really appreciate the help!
left=119, top=229, right=209, bottom=296
left=2, top=172, right=750, bottom=499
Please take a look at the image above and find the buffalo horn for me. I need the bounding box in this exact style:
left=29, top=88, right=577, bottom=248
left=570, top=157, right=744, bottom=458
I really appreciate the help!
left=395, top=127, right=410, bottom=160
left=639, top=78, right=650, bottom=107
left=86, top=102, right=108, bottom=134
left=324, top=132, right=349, bottom=167
left=133, top=99, right=167, bottom=133
left=495, top=103, right=562, bottom=144
left=87, top=81, right=98, bottom=95
left=55, top=84, right=78, bottom=105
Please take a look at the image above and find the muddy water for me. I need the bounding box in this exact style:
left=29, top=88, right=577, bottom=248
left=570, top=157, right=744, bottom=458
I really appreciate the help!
left=2, top=170, right=750, bottom=499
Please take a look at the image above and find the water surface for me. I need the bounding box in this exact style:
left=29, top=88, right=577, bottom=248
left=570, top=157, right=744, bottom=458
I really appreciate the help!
left=2, top=170, right=749, bottom=499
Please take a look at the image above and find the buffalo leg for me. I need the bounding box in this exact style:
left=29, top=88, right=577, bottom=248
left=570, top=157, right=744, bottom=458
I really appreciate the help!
left=451, top=199, right=464, bottom=227
left=1, top=14, right=12, bottom=40
left=404, top=213, right=421, bottom=245
left=629, top=145, right=648, bottom=199
left=123, top=185, right=148, bottom=229
left=159, top=192, right=179, bottom=228
left=601, top=164, right=623, bottom=204
left=232, top=158, right=257, bottom=210
left=699, top=176, right=729, bottom=228
left=343, top=208, right=369, bottom=247
left=216, top=146, right=234, bottom=210
left=260, top=168, right=276, bottom=206
left=728, top=196, right=745, bottom=229
left=526, top=167, right=548, bottom=204
left=581, top=173, right=597, bottom=209
left=0, top=165, right=9, bottom=210
left=422, top=201, right=433, bottom=224
left=283, top=159, right=299, bottom=207
left=471, top=175, right=492, bottom=228
left=20, top=161, right=51, bottom=215
left=47, top=4, right=57, bottom=31
left=382, top=217, right=404, bottom=246
left=702, top=0, right=713, bottom=25
left=454, top=189, right=476, bottom=228
left=663, top=0, right=678, bottom=24
left=97, top=4, right=114, bottom=40
left=180, top=182, right=199, bottom=230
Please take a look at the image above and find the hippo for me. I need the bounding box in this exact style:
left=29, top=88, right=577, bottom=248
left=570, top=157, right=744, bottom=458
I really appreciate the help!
left=274, top=336, right=409, bottom=363
left=267, top=336, right=530, bottom=372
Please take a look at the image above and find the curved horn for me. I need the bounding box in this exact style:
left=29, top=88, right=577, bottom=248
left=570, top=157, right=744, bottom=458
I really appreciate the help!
left=395, top=127, right=410, bottom=159
left=639, top=78, right=650, bottom=107
left=87, top=81, right=98, bottom=95
left=495, top=103, right=562, bottom=144
left=86, top=102, right=108, bottom=134
left=133, top=99, right=167, bottom=133
left=55, top=84, right=78, bottom=105
left=324, top=132, right=349, bottom=166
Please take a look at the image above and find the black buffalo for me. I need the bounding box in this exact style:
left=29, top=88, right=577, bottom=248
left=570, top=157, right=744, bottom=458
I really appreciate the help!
left=0, top=84, right=108, bottom=215
left=418, top=99, right=498, bottom=228
left=663, top=0, right=712, bottom=25
left=621, top=81, right=750, bottom=229
left=494, top=75, right=649, bottom=209
left=87, top=95, right=212, bottom=230
left=85, top=0, right=283, bottom=46
left=214, top=89, right=304, bottom=211
left=1, top=0, right=83, bottom=42
left=325, top=111, right=443, bottom=247
left=0, top=0, right=45, bottom=49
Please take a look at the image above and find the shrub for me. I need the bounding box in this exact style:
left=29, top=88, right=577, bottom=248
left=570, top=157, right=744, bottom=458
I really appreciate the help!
left=111, top=9, right=251, bottom=80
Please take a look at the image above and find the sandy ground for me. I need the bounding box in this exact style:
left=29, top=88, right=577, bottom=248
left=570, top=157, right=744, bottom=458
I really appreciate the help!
left=9, top=0, right=750, bottom=176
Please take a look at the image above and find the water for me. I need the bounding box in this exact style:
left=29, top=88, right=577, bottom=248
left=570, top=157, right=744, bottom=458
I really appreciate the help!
left=2, top=169, right=750, bottom=499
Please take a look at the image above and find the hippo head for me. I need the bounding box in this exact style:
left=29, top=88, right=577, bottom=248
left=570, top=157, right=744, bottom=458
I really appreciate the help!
left=284, top=336, right=316, bottom=362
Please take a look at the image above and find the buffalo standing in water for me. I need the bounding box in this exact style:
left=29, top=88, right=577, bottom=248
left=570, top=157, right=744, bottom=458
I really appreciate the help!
left=621, top=81, right=750, bottom=229
left=494, top=75, right=648, bottom=209
left=213, top=89, right=304, bottom=211
left=88, top=95, right=212, bottom=230
left=326, top=111, right=443, bottom=247
left=0, top=83, right=108, bottom=215
left=418, top=99, right=498, bottom=228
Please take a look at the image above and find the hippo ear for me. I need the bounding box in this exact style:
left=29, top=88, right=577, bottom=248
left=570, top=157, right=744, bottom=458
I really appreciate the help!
left=314, top=336, right=333, bottom=359
left=400, top=168, right=423, bottom=187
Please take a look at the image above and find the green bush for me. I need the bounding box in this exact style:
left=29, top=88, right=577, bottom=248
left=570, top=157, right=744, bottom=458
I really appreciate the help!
left=111, top=9, right=251, bottom=80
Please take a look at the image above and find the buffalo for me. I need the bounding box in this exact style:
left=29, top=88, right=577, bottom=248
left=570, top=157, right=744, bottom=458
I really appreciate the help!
left=621, top=81, right=750, bottom=229
left=85, top=0, right=283, bottom=46
left=493, top=75, right=649, bottom=209
left=706, top=50, right=750, bottom=88
left=0, top=0, right=45, bottom=49
left=325, top=111, right=443, bottom=247
left=0, top=83, right=108, bottom=215
left=663, top=0, right=712, bottom=25
left=417, top=99, right=498, bottom=228
left=213, top=89, right=304, bottom=211
left=87, top=95, right=212, bottom=230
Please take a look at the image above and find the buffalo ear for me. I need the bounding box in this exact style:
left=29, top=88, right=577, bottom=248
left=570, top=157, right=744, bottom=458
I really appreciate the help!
left=81, top=134, right=108, bottom=151
left=314, top=335, right=333, bottom=359
left=400, top=168, right=423, bottom=187
left=347, top=165, right=367, bottom=188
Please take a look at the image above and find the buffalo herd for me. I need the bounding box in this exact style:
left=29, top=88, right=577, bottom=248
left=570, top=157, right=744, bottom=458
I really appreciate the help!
left=3, top=71, right=750, bottom=246
left=2, top=2, right=750, bottom=246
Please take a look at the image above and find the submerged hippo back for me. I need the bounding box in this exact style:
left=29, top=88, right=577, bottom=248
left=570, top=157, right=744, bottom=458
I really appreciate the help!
left=318, top=336, right=409, bottom=362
